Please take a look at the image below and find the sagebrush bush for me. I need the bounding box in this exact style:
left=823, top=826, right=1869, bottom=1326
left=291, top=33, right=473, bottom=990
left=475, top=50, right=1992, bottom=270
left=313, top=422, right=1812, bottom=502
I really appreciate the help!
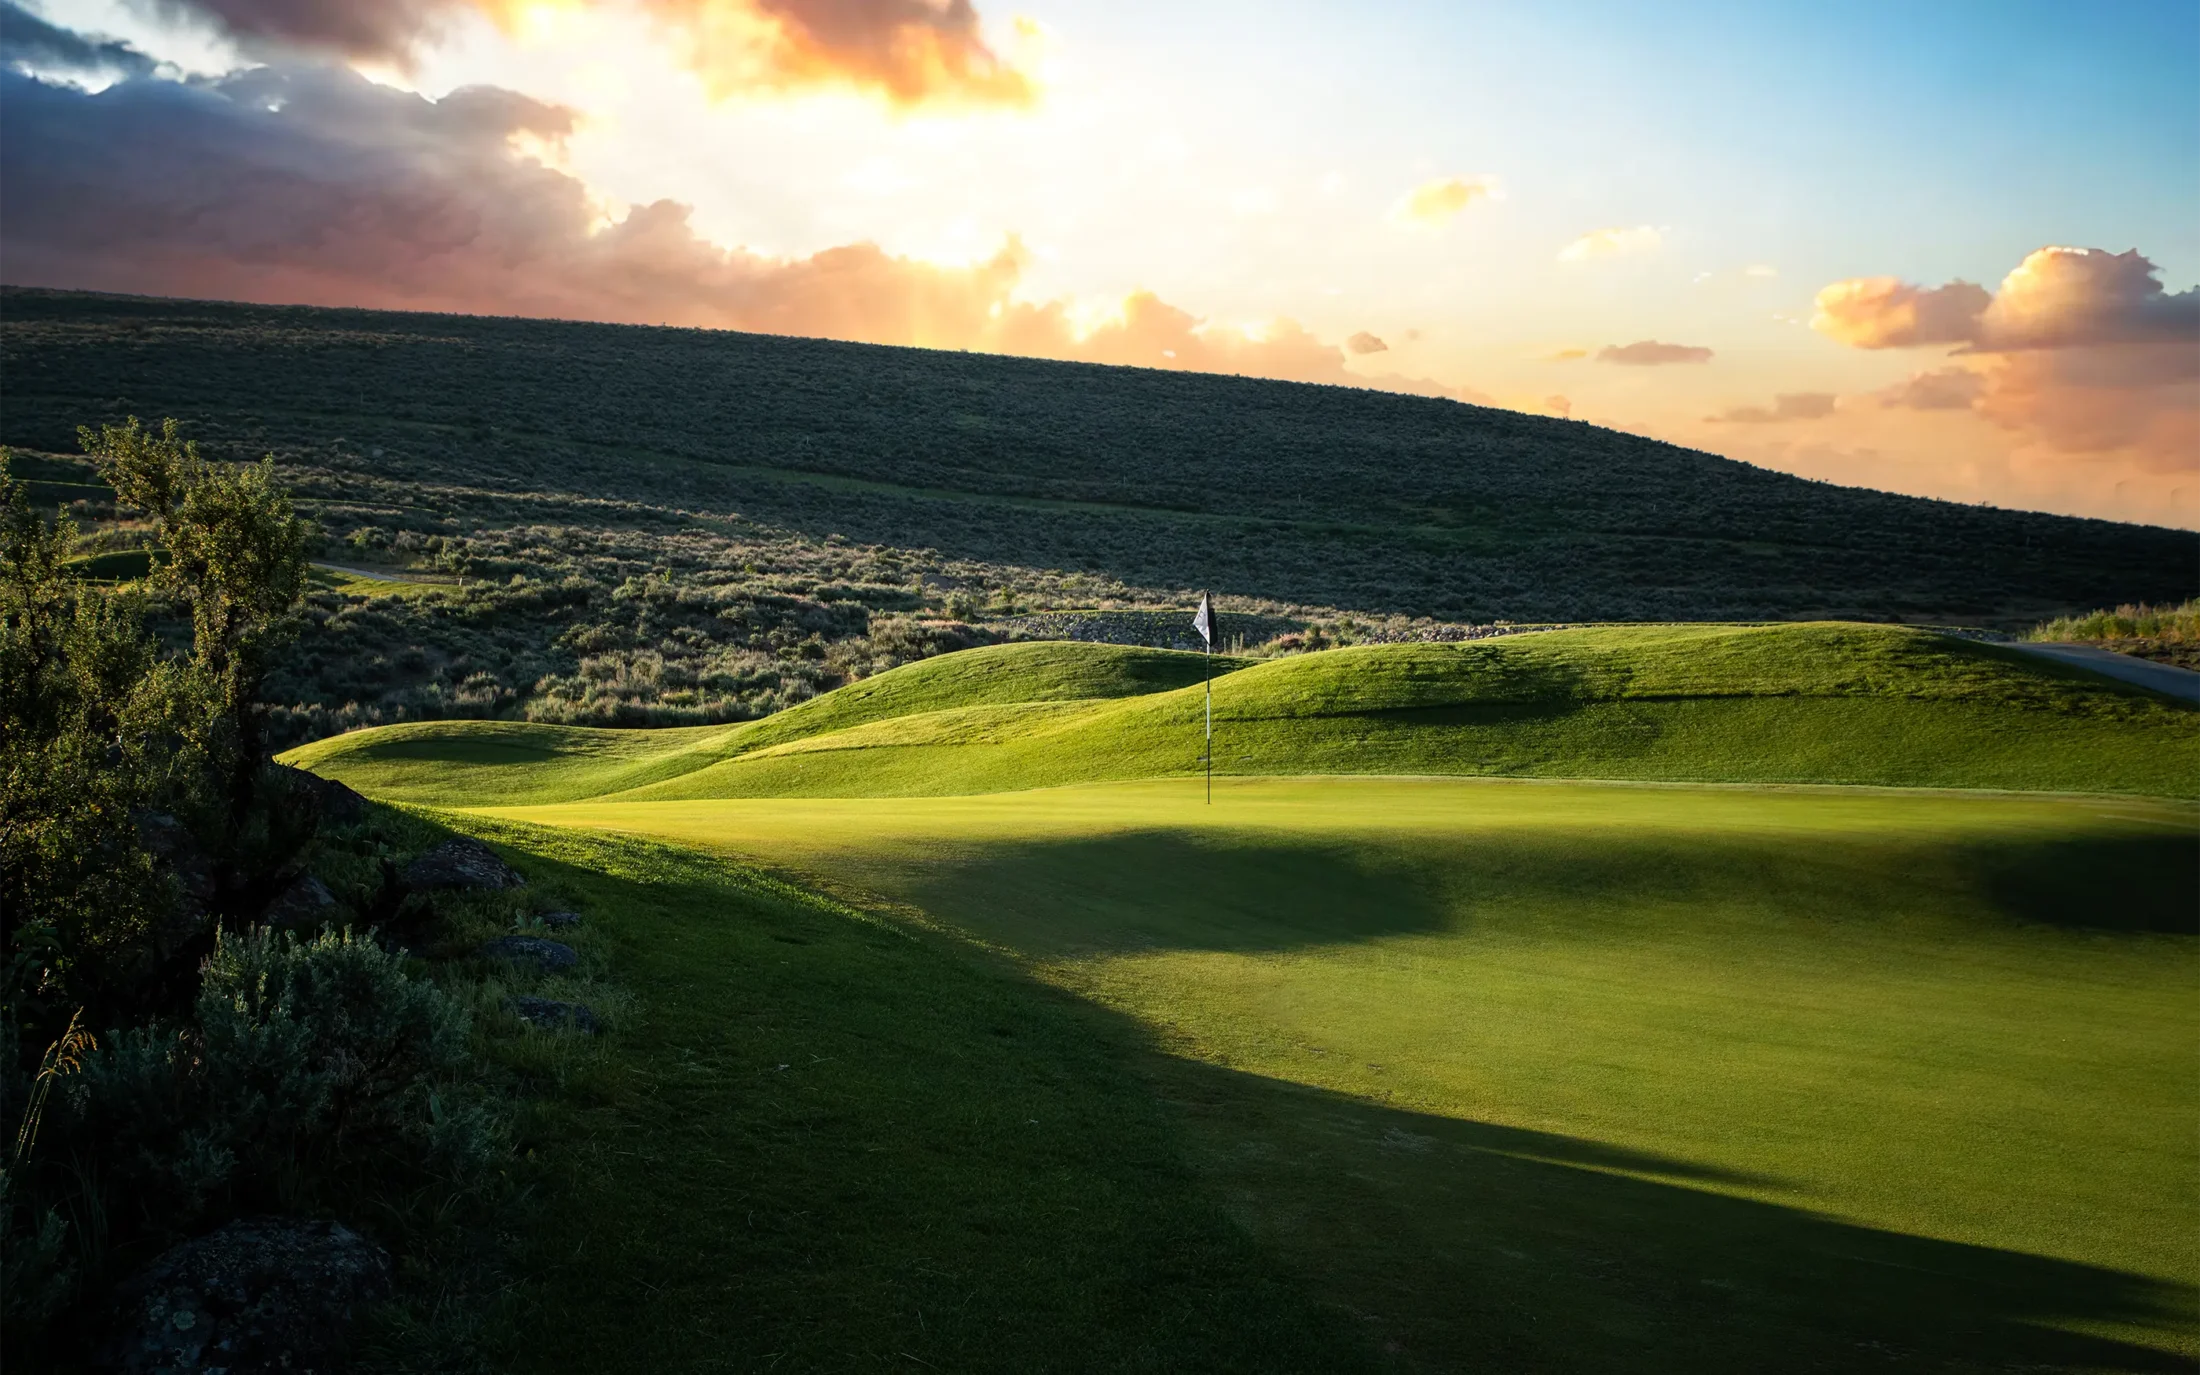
left=196, top=926, right=472, bottom=1156
left=2030, top=598, right=2200, bottom=644
left=58, top=927, right=482, bottom=1241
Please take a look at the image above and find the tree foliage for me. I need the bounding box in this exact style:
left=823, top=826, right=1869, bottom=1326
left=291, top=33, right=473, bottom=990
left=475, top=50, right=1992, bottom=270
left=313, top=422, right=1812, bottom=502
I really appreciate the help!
left=82, top=417, right=307, bottom=818
left=2, top=420, right=308, bottom=1032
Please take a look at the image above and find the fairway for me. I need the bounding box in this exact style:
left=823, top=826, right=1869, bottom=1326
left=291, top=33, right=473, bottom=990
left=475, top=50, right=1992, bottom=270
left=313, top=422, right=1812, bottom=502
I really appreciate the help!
left=479, top=776, right=2200, bottom=1369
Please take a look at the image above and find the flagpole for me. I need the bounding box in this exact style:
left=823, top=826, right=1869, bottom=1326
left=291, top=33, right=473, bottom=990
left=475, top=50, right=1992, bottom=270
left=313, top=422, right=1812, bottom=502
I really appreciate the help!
left=1194, top=591, right=1213, bottom=805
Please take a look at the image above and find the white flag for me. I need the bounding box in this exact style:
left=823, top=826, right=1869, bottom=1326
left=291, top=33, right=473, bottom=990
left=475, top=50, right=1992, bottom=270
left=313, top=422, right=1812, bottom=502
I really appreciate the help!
left=1192, top=593, right=1213, bottom=647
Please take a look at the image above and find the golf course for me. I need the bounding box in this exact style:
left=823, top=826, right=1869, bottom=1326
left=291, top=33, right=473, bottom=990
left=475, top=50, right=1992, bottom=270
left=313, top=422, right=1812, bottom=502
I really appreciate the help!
left=284, top=622, right=2200, bottom=1371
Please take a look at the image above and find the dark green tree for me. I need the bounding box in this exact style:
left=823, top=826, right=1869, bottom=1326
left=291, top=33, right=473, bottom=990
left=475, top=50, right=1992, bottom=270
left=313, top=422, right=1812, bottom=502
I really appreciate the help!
left=0, top=456, right=179, bottom=1024
left=82, top=418, right=308, bottom=825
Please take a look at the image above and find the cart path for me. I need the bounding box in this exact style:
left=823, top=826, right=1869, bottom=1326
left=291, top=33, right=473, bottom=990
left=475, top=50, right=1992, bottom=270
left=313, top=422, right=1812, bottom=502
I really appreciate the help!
left=2009, top=642, right=2200, bottom=705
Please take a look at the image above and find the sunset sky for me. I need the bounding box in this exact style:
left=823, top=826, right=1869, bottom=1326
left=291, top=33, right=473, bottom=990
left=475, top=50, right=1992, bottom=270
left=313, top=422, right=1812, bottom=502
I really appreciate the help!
left=4, top=0, right=2195, bottom=526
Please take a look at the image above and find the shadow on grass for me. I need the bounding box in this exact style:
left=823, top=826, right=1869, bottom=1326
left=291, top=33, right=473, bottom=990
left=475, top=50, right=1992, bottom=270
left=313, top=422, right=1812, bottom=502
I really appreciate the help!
left=1972, top=831, right=2200, bottom=934
left=1160, top=1061, right=2197, bottom=1374
left=883, top=822, right=2200, bottom=956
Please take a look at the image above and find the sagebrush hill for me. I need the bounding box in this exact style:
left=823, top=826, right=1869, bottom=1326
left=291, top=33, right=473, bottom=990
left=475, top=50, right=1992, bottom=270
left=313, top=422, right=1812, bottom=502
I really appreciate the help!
left=2, top=287, right=2192, bottom=742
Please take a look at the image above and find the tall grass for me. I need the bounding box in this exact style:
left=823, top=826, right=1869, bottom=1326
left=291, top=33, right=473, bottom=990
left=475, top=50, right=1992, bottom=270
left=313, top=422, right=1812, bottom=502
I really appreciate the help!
left=2029, top=598, right=2200, bottom=643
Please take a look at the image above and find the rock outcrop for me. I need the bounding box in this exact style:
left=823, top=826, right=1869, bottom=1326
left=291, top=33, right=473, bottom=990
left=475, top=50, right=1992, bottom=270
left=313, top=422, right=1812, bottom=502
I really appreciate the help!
left=103, top=1217, right=391, bottom=1374
left=401, top=838, right=525, bottom=891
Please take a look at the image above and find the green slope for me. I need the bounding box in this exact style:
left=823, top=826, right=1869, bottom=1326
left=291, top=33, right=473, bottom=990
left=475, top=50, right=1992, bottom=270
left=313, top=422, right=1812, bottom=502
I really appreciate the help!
left=285, top=623, right=2200, bottom=804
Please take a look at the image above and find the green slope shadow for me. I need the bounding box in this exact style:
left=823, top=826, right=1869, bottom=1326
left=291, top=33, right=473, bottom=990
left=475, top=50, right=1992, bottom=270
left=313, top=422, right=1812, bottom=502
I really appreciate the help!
left=438, top=816, right=2195, bottom=1372
left=1168, top=1062, right=2199, bottom=1373
left=460, top=822, right=1385, bottom=1374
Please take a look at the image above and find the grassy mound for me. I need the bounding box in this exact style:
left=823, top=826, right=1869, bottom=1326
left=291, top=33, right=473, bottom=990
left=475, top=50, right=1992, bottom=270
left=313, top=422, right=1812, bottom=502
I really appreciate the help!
left=287, top=623, right=2200, bottom=804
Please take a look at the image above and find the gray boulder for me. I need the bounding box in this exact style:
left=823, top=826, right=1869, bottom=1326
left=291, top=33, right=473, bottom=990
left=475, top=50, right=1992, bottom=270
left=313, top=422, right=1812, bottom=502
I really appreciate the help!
left=478, top=935, right=578, bottom=972
left=133, top=811, right=218, bottom=957
left=102, top=1217, right=390, bottom=1374
left=277, top=766, right=368, bottom=825
left=135, top=811, right=216, bottom=908
left=263, top=874, right=338, bottom=931
left=535, top=910, right=582, bottom=931
left=402, top=838, right=525, bottom=891
left=507, top=996, right=599, bottom=1033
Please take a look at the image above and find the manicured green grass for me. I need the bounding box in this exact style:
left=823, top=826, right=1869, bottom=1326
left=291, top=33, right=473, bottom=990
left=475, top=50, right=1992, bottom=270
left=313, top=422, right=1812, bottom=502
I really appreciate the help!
left=288, top=623, right=2200, bottom=805
left=478, top=778, right=2200, bottom=1370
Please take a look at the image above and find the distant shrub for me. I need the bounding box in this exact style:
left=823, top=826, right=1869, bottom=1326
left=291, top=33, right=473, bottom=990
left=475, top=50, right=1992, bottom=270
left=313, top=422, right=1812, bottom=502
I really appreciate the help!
left=2030, top=598, right=2200, bottom=644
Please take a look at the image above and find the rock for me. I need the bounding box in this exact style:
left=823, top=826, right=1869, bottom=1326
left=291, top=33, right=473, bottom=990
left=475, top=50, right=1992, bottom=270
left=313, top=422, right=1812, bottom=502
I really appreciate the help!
left=133, top=810, right=218, bottom=957
left=401, top=838, right=525, bottom=891
left=506, top=996, right=599, bottom=1033
left=535, top=910, right=582, bottom=930
left=477, top=936, right=578, bottom=972
left=135, top=811, right=217, bottom=907
left=276, top=766, right=368, bottom=825
left=263, top=874, right=339, bottom=931
left=102, top=1216, right=390, bottom=1375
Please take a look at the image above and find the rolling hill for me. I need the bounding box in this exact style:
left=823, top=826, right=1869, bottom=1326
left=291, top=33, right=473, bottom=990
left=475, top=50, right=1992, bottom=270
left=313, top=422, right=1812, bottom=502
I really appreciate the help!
left=284, top=623, right=2200, bottom=804
left=4, top=287, right=2196, bottom=745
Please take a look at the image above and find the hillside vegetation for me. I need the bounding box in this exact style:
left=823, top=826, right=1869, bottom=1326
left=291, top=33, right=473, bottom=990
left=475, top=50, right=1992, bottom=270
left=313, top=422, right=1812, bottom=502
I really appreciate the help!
left=285, top=623, right=2200, bottom=803
left=5, top=288, right=2193, bottom=742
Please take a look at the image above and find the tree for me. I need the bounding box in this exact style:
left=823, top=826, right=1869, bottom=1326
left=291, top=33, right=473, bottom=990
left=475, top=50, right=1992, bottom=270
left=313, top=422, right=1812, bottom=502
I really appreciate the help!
left=82, top=418, right=308, bottom=824
left=0, top=456, right=175, bottom=1026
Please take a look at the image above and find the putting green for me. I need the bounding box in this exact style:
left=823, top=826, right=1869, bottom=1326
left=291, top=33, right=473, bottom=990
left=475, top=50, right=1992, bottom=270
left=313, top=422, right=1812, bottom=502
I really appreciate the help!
left=484, top=776, right=2200, bottom=1365
left=287, top=624, right=2200, bottom=804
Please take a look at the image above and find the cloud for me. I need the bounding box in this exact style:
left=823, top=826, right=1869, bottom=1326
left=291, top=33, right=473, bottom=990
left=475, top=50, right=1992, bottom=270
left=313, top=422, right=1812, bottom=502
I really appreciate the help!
left=0, top=64, right=1505, bottom=407
left=1809, top=276, right=1989, bottom=348
left=1877, top=366, right=1984, bottom=412
left=1390, top=175, right=1495, bottom=227
left=1544, top=395, right=1571, bottom=418
left=1743, top=263, right=1778, bottom=279
left=1707, top=392, right=1837, bottom=424
left=1, top=1, right=156, bottom=78
left=1976, top=245, right=2200, bottom=350
left=1596, top=340, right=1712, bottom=366
left=140, top=0, right=1032, bottom=107
left=1557, top=225, right=1660, bottom=263
left=1812, top=246, right=2198, bottom=474
left=1344, top=331, right=1387, bottom=355
left=1544, top=347, right=1587, bottom=361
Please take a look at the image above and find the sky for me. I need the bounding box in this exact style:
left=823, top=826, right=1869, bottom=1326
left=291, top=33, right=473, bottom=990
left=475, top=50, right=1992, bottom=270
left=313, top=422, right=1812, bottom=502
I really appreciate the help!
left=3, top=0, right=2196, bottom=527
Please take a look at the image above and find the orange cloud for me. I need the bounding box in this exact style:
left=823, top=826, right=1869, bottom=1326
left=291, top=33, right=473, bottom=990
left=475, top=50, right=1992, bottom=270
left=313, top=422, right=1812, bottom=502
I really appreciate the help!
left=1810, top=276, right=1989, bottom=348
left=1596, top=340, right=1712, bottom=366
left=1707, top=392, right=1836, bottom=424
left=1391, top=176, right=1496, bottom=227
left=1813, top=247, right=2198, bottom=475
left=1545, top=347, right=1589, bottom=362
left=1877, top=366, right=1985, bottom=412
left=1344, top=331, right=1388, bottom=355
left=147, top=0, right=1032, bottom=107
